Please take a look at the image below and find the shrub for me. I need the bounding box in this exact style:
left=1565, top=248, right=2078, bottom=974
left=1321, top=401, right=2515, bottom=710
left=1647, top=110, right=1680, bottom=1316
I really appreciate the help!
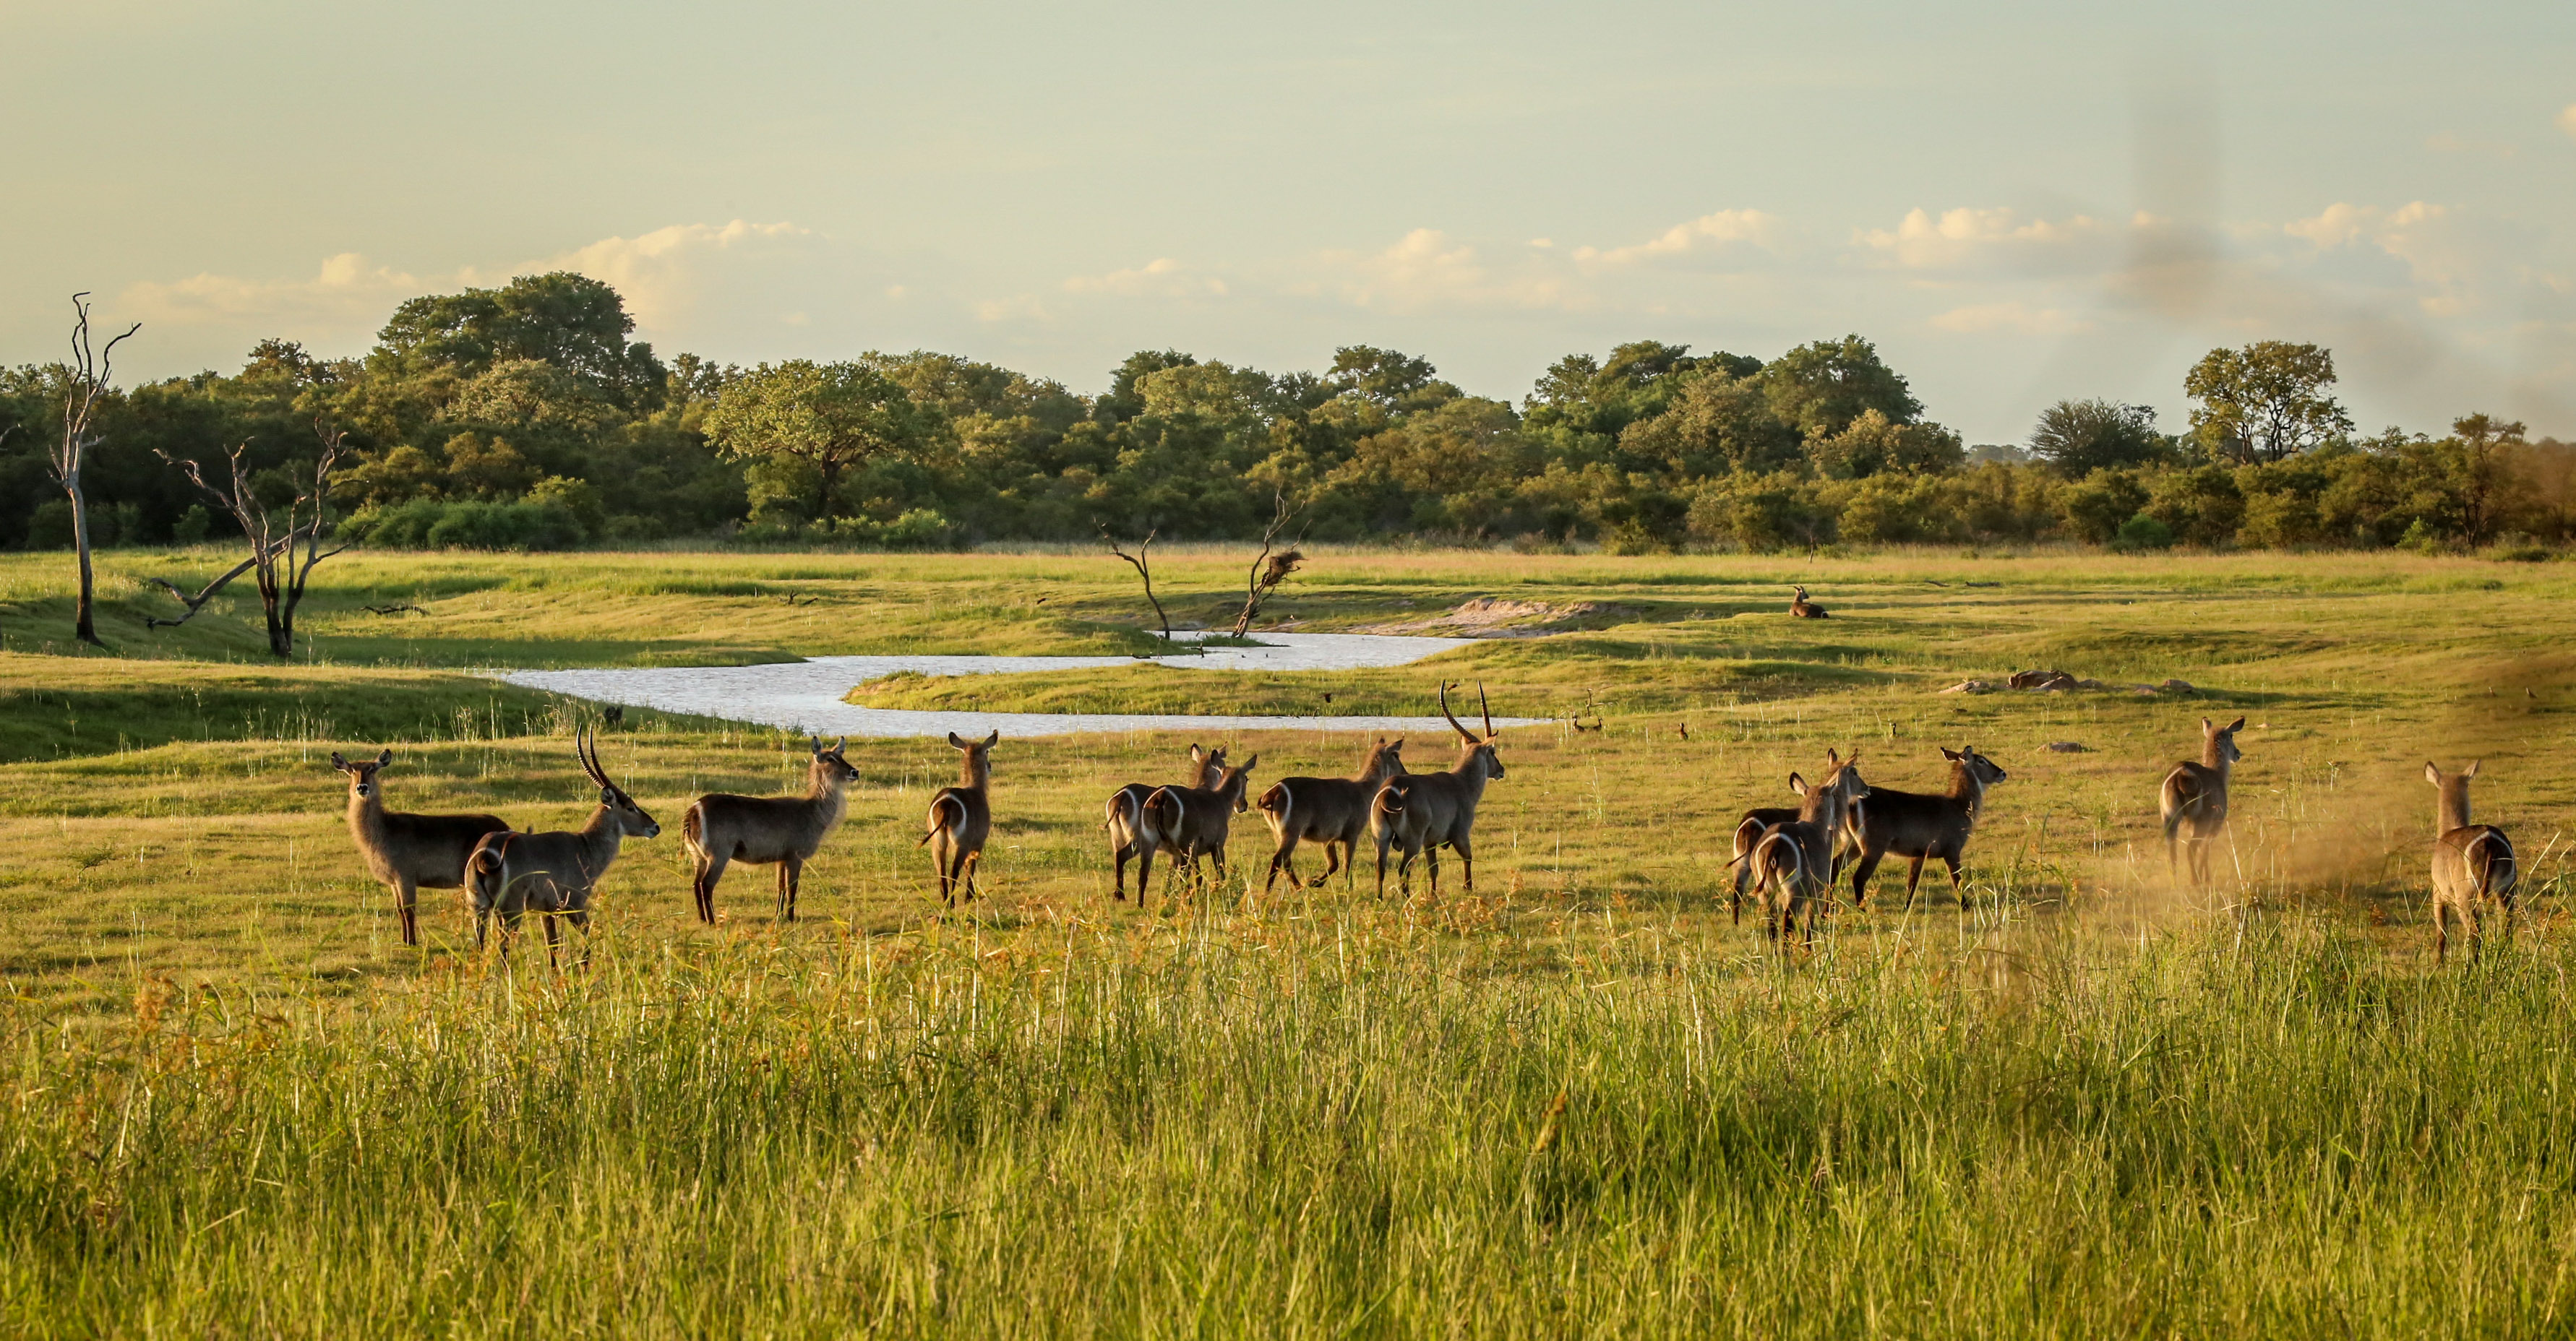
left=2144, top=466, right=2245, bottom=547
left=2113, top=513, right=2176, bottom=551
left=343, top=498, right=589, bottom=551
left=2062, top=470, right=2150, bottom=545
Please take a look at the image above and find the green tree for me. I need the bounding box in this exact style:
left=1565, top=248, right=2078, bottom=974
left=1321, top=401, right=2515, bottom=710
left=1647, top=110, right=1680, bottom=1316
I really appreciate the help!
left=700, top=362, right=927, bottom=522
left=1326, top=347, right=1457, bottom=414
left=1615, top=371, right=1800, bottom=478
left=2062, top=469, right=2150, bottom=544
left=1758, top=335, right=1921, bottom=439
left=376, top=272, right=668, bottom=409
left=2028, top=399, right=2168, bottom=476
left=2184, top=341, right=2353, bottom=463
left=1803, top=409, right=1962, bottom=479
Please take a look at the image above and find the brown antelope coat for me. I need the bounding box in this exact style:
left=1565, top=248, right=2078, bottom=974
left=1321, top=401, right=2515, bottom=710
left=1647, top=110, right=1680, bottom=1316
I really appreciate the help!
left=332, top=748, right=510, bottom=947
left=682, top=736, right=861, bottom=925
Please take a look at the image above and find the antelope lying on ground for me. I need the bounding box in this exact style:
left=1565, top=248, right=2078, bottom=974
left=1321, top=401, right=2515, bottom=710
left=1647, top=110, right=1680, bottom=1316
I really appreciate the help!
left=681, top=736, right=860, bottom=925
left=1258, top=736, right=1406, bottom=894
left=464, top=728, right=661, bottom=965
left=1143, top=754, right=1260, bottom=902
left=918, top=730, right=997, bottom=908
left=1790, top=585, right=1830, bottom=618
left=2426, top=761, right=2518, bottom=964
left=2159, top=716, right=2244, bottom=889
left=1845, top=745, right=2009, bottom=911
left=1372, top=683, right=1505, bottom=900
left=331, top=748, right=511, bottom=947
left=1742, top=756, right=1871, bottom=947
left=1729, top=749, right=1862, bottom=925
left=1105, top=744, right=1225, bottom=902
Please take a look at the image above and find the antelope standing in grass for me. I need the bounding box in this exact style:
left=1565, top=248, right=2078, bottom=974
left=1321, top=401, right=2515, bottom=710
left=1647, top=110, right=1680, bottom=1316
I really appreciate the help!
left=1371, top=683, right=1505, bottom=900
left=918, top=730, right=997, bottom=908
left=1790, top=585, right=1830, bottom=618
left=2159, top=716, right=2244, bottom=889
left=1258, top=737, right=1407, bottom=894
left=464, top=728, right=661, bottom=966
left=681, top=736, right=861, bottom=925
left=331, top=748, right=511, bottom=947
left=1741, top=755, right=1871, bottom=948
left=1728, top=749, right=1863, bottom=925
left=2426, top=761, right=2518, bottom=964
left=1105, top=744, right=1226, bottom=902
left=1845, top=745, right=2009, bottom=911
left=1143, top=754, right=1261, bottom=903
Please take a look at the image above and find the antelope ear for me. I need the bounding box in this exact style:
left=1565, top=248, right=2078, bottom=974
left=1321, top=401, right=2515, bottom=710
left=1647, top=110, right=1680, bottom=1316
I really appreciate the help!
left=1190, top=743, right=1206, bottom=762
left=947, top=731, right=966, bottom=748
left=1788, top=772, right=1810, bottom=797
left=2226, top=717, right=2246, bottom=733
left=377, top=749, right=393, bottom=767
left=831, top=736, right=846, bottom=754
left=809, top=735, right=822, bottom=754
left=2424, top=762, right=2442, bottom=786
left=1826, top=748, right=1840, bottom=767
left=1239, top=754, right=1259, bottom=771
left=983, top=730, right=1000, bottom=748
left=1941, top=747, right=1962, bottom=761
left=2202, top=717, right=2214, bottom=733
left=330, top=751, right=349, bottom=769
left=2463, top=759, right=2481, bottom=779
left=601, top=786, right=617, bottom=804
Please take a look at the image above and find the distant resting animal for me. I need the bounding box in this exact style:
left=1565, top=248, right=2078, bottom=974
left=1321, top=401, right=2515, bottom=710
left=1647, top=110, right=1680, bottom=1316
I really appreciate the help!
left=1790, top=585, right=1830, bottom=618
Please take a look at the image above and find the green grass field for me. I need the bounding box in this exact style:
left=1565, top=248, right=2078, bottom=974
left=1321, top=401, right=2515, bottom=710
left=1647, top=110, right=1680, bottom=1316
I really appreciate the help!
left=4, top=546, right=2575, bottom=1337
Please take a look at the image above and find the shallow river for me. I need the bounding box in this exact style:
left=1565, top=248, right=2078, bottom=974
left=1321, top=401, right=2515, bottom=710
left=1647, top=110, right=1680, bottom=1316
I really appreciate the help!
left=498, top=632, right=1538, bottom=738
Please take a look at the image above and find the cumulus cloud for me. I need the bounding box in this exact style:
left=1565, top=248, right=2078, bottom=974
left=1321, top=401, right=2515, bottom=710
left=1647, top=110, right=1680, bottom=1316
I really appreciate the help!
left=1321, top=228, right=1577, bottom=314
left=1573, top=210, right=1780, bottom=269
left=2285, top=201, right=2489, bottom=314
left=519, top=220, right=814, bottom=332
left=1062, top=257, right=1228, bottom=298
left=2562, top=104, right=2576, bottom=139
left=1858, top=207, right=2114, bottom=272
left=1928, top=301, right=2091, bottom=335
left=119, top=252, right=422, bottom=333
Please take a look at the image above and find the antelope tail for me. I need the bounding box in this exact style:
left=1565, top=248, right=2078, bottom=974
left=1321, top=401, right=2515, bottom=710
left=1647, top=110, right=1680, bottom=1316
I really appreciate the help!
left=918, top=794, right=962, bottom=846
left=681, top=803, right=706, bottom=856
left=1256, top=782, right=1288, bottom=814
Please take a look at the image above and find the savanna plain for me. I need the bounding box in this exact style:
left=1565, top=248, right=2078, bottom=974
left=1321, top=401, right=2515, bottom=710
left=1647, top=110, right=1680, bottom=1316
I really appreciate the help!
left=4, top=546, right=2575, bottom=1338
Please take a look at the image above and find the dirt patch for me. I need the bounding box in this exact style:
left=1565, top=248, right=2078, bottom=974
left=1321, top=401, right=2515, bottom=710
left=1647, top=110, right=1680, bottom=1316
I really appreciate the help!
left=1941, top=670, right=2198, bottom=697
left=1359, top=597, right=1634, bottom=639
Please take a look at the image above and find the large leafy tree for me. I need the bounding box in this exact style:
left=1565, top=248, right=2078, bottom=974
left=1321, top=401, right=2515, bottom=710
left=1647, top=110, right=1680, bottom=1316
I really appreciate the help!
left=375, top=272, right=668, bottom=410
left=2028, top=399, right=2169, bottom=476
left=1757, top=335, right=1920, bottom=440
left=2184, top=341, right=2353, bottom=463
left=700, top=361, right=927, bottom=522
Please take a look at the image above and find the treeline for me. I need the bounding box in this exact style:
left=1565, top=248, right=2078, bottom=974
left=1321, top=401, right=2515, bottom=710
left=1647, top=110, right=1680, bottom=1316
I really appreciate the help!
left=3, top=272, right=2569, bottom=553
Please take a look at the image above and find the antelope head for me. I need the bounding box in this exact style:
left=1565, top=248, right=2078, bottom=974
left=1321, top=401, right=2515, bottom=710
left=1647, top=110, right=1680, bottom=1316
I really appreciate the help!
left=1224, top=754, right=1261, bottom=812
left=1437, top=681, right=1506, bottom=781
left=2203, top=716, right=2246, bottom=766
left=330, top=747, right=395, bottom=801
left=1942, top=744, right=2009, bottom=788
left=809, top=735, right=860, bottom=786
left=578, top=725, right=661, bottom=837
left=946, top=729, right=1000, bottom=782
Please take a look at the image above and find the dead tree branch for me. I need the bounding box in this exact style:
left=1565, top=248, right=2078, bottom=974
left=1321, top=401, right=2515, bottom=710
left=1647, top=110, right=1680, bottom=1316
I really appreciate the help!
left=1098, top=523, right=1173, bottom=644
left=1229, top=488, right=1311, bottom=637
left=54, top=294, right=141, bottom=646
left=142, top=557, right=262, bottom=629
left=153, top=417, right=348, bottom=658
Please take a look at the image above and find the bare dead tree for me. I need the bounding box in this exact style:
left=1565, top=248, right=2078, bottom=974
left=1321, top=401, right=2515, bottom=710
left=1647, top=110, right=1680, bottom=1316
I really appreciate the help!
left=1229, top=487, right=1310, bottom=637
left=150, top=418, right=349, bottom=658
left=1099, top=522, right=1173, bottom=644
left=53, top=294, right=142, bottom=646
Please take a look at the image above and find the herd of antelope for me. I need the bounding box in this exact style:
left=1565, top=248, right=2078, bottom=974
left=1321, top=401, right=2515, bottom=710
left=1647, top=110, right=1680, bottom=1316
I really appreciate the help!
left=330, top=687, right=2523, bottom=967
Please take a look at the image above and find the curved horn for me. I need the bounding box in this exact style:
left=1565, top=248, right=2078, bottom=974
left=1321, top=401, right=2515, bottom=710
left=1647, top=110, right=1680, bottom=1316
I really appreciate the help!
left=579, top=725, right=611, bottom=789
left=1478, top=681, right=1494, bottom=740
left=1436, top=681, right=1474, bottom=742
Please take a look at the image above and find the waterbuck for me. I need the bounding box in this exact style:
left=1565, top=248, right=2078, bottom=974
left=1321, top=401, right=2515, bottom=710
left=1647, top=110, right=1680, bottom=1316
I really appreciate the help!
left=330, top=748, right=511, bottom=947
left=1845, top=745, right=2009, bottom=911
left=2158, top=716, right=2244, bottom=888
left=464, top=727, right=661, bottom=965
left=1104, top=744, right=1226, bottom=902
left=2426, top=761, right=2519, bottom=964
left=1727, top=749, right=1862, bottom=925
left=1790, top=585, right=1830, bottom=618
left=681, top=736, right=861, bottom=926
left=1742, top=756, right=1871, bottom=947
left=917, top=730, right=997, bottom=908
left=1370, top=683, right=1505, bottom=900
left=1258, top=736, right=1407, bottom=894
left=1142, top=754, right=1261, bottom=902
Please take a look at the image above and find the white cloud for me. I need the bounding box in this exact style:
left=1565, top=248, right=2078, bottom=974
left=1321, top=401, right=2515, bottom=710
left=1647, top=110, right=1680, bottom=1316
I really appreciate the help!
left=119, top=252, right=421, bottom=332
left=520, top=220, right=813, bottom=332
left=2285, top=201, right=2483, bottom=314
left=1062, top=257, right=1227, bottom=298
left=1928, top=301, right=2091, bottom=335
left=1320, top=228, right=1577, bottom=314
left=1858, top=207, right=2111, bottom=271
left=1573, top=209, right=1779, bottom=269
left=2561, top=103, right=2576, bottom=140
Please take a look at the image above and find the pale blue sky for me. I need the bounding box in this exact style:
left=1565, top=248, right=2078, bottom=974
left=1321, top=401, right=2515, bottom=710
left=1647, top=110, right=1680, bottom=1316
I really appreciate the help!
left=6, top=0, right=2572, bottom=441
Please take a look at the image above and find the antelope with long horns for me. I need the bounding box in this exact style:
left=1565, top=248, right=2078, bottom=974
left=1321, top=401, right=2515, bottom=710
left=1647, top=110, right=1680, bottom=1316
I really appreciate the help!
left=681, top=736, right=861, bottom=925
left=1727, top=749, right=1861, bottom=925
left=330, top=748, right=510, bottom=947
left=918, top=730, right=997, bottom=908
left=2158, top=716, right=2244, bottom=889
left=1370, top=683, right=1505, bottom=900
left=463, top=727, right=661, bottom=965
left=1105, top=744, right=1226, bottom=902
left=1741, top=754, right=1871, bottom=948
left=1790, top=585, right=1830, bottom=618
left=1258, top=736, right=1407, bottom=894
left=1143, top=753, right=1260, bottom=903
left=2426, top=761, right=2518, bottom=964
left=1845, top=745, right=2009, bottom=911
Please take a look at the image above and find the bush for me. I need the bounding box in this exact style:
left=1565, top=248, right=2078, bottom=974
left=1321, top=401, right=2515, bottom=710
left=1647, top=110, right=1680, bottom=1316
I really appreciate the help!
left=735, top=509, right=960, bottom=551
left=2144, top=466, right=2245, bottom=547
left=2062, top=470, right=2149, bottom=545
left=343, top=498, right=589, bottom=551
left=2112, top=513, right=2176, bottom=551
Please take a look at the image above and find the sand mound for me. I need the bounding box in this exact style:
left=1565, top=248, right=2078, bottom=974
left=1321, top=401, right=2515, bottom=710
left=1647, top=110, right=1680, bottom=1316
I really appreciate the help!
left=1361, top=596, right=1631, bottom=639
